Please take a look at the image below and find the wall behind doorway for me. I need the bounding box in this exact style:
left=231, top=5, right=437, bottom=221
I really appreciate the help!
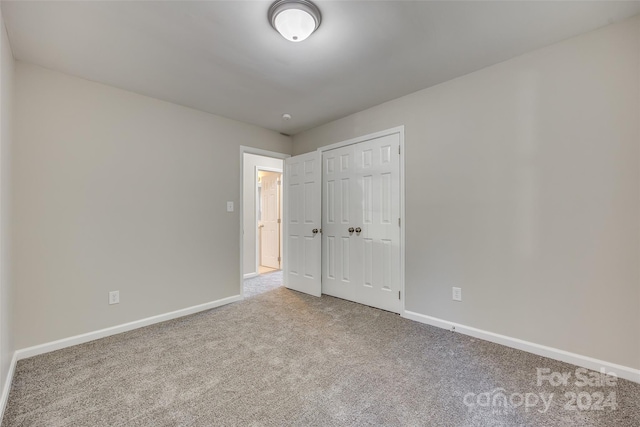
left=242, top=153, right=283, bottom=277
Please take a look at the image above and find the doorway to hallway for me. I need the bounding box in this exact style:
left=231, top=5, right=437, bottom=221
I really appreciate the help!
left=241, top=149, right=287, bottom=298
left=257, top=170, right=282, bottom=272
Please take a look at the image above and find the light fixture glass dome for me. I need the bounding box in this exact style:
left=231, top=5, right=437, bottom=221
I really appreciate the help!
left=269, top=0, right=321, bottom=43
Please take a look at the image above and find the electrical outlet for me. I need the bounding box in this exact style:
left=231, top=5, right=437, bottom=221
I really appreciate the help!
left=109, top=291, right=120, bottom=305
left=452, top=287, right=462, bottom=302
left=227, top=201, right=234, bottom=212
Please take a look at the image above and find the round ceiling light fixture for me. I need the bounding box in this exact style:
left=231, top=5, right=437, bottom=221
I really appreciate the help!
left=268, top=0, right=322, bottom=42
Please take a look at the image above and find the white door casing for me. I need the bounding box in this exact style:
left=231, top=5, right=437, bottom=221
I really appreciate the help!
left=322, top=133, right=401, bottom=313
left=260, top=172, right=281, bottom=269
left=283, top=152, right=322, bottom=297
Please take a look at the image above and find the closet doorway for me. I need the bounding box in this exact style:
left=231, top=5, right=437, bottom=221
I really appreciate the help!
left=321, top=132, right=401, bottom=313
left=283, top=127, right=405, bottom=313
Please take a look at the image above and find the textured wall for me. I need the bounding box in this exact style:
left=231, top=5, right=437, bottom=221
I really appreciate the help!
left=13, top=63, right=291, bottom=349
left=0, top=6, right=14, bottom=394
left=293, top=17, right=640, bottom=369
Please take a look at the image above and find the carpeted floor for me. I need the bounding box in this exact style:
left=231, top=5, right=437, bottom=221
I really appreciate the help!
left=243, top=270, right=283, bottom=298
left=3, top=287, right=639, bottom=426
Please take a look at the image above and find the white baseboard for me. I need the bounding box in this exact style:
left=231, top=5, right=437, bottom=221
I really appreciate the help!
left=0, top=351, right=17, bottom=424
left=243, top=272, right=259, bottom=279
left=403, top=310, right=640, bottom=384
left=15, top=295, right=242, bottom=361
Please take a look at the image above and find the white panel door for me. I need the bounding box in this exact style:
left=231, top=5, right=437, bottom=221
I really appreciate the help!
left=354, top=134, right=401, bottom=312
left=260, top=172, right=281, bottom=269
left=322, top=133, right=401, bottom=313
left=283, top=152, right=322, bottom=297
left=322, top=145, right=360, bottom=301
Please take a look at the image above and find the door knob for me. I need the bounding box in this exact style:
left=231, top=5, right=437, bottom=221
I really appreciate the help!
left=348, top=227, right=355, bottom=235
left=312, top=228, right=319, bottom=235
left=355, top=227, right=362, bottom=235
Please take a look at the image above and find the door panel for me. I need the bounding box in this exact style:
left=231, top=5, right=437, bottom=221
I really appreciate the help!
left=284, top=152, right=321, bottom=297
left=355, top=134, right=400, bottom=312
left=321, top=145, right=360, bottom=301
left=322, top=133, right=401, bottom=313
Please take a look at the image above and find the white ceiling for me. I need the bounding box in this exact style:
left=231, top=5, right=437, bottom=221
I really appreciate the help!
left=2, top=1, right=639, bottom=135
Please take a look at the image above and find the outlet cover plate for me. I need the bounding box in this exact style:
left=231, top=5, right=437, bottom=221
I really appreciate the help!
left=109, top=290, right=120, bottom=305
left=452, top=287, right=462, bottom=302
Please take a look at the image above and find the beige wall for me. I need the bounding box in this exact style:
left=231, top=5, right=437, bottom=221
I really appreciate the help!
left=13, top=63, right=291, bottom=349
left=242, top=153, right=284, bottom=277
left=0, top=7, right=14, bottom=392
left=293, top=17, right=640, bottom=369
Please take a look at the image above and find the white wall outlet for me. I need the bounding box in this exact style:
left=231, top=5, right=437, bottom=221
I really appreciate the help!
left=452, top=287, right=462, bottom=302
left=109, top=290, right=120, bottom=305
left=227, top=201, right=234, bottom=212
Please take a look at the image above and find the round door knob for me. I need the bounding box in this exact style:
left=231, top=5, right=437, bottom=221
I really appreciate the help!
left=312, top=228, right=319, bottom=234
left=348, top=227, right=355, bottom=234
left=355, top=227, right=362, bottom=233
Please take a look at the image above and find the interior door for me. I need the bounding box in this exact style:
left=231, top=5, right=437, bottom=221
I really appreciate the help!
left=283, top=151, right=322, bottom=297
left=355, top=134, right=401, bottom=312
left=260, top=172, right=281, bottom=269
left=322, top=144, right=362, bottom=301
left=322, top=133, right=401, bottom=313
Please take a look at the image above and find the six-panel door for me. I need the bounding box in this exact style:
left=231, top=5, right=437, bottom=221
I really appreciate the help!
left=283, top=151, right=322, bottom=297
left=322, top=133, right=401, bottom=313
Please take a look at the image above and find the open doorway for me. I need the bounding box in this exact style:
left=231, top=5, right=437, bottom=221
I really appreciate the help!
left=257, top=169, right=282, bottom=274
left=241, top=150, right=287, bottom=298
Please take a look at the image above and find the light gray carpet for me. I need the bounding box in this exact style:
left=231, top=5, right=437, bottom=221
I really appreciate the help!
left=243, top=270, right=283, bottom=298
left=3, top=287, right=639, bottom=426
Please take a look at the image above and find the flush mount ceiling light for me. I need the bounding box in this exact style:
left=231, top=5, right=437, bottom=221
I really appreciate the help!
left=268, top=0, right=322, bottom=42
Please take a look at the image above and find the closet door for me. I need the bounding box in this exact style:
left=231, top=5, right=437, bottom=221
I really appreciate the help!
left=322, top=145, right=361, bottom=301
left=322, top=133, right=401, bottom=313
left=353, top=134, right=401, bottom=313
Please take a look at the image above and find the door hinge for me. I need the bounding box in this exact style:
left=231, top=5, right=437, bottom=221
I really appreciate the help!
left=398, top=291, right=401, bottom=300
left=398, top=218, right=401, bottom=227
left=278, top=256, right=281, bottom=262
left=277, top=180, right=281, bottom=185
left=398, top=145, right=401, bottom=155
left=277, top=218, right=281, bottom=223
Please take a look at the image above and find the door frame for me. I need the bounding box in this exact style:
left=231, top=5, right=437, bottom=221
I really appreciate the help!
left=239, top=146, right=290, bottom=299
left=255, top=166, right=282, bottom=274
left=316, top=126, right=406, bottom=313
